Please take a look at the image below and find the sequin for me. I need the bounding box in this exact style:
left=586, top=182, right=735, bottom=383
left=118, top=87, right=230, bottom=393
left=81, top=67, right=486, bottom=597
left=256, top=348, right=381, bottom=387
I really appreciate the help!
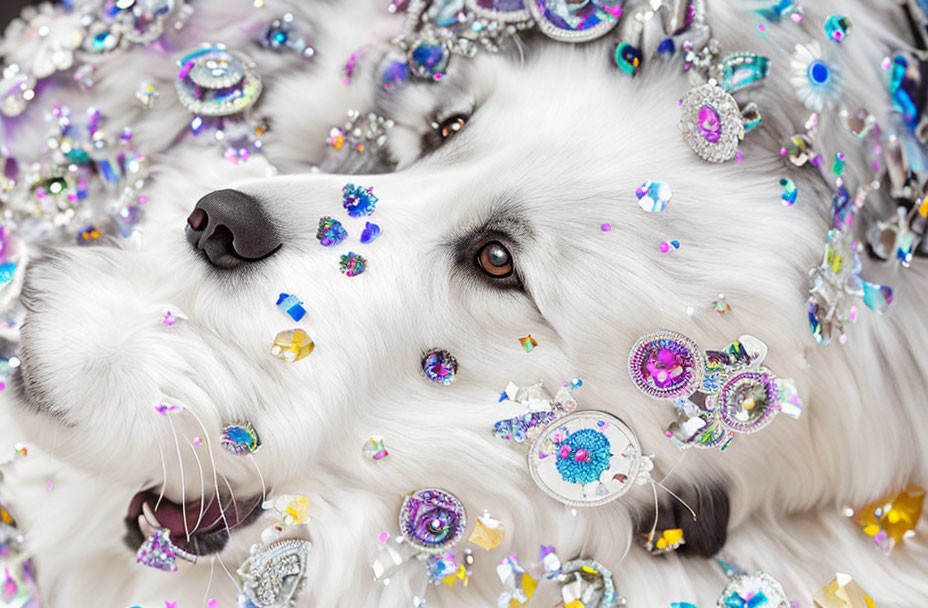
left=635, top=181, right=672, bottom=212
left=814, top=573, right=875, bottom=608
left=856, top=484, right=925, bottom=554
left=316, top=216, right=348, bottom=247
left=519, top=335, right=538, bottom=352
left=791, top=42, right=842, bottom=112
left=342, top=184, right=378, bottom=217
left=399, top=488, right=467, bottom=553
left=422, top=349, right=457, bottom=385
left=360, top=222, right=382, bottom=244
left=362, top=435, right=389, bottom=461
left=221, top=422, right=261, bottom=455
left=276, top=293, right=306, bottom=321
left=628, top=331, right=705, bottom=399
left=468, top=511, right=505, bottom=550
left=270, top=328, right=315, bottom=362
left=715, top=370, right=779, bottom=434
left=824, top=15, right=850, bottom=43
left=779, top=178, right=797, bottom=206
left=861, top=281, right=893, bottom=313
left=614, top=41, right=641, bottom=75
left=719, top=572, right=790, bottom=608
left=339, top=252, right=367, bottom=276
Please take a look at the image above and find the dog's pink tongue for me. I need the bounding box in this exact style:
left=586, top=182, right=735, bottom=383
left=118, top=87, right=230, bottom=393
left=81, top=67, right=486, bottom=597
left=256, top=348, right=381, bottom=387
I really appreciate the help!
left=130, top=491, right=230, bottom=549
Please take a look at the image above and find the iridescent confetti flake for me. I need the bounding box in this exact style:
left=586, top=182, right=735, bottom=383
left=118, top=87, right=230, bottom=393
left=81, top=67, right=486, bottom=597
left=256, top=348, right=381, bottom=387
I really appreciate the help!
left=154, top=402, right=183, bottom=415
left=339, top=252, right=367, bottom=277
left=276, top=292, right=306, bottom=321
left=659, top=240, right=681, bottom=253
left=601, top=223, right=612, bottom=231
left=824, top=15, right=851, bottom=43
left=221, top=421, right=261, bottom=455
left=316, top=216, right=347, bottom=247
left=635, top=180, right=672, bottom=212
left=163, top=311, right=176, bottom=326
left=342, top=183, right=378, bottom=217
left=714, top=293, right=731, bottom=314
left=362, top=435, right=389, bottom=461
left=832, top=152, right=845, bottom=176
left=780, top=178, right=797, bottom=206
left=519, top=335, right=538, bottom=352
left=360, top=222, right=382, bottom=244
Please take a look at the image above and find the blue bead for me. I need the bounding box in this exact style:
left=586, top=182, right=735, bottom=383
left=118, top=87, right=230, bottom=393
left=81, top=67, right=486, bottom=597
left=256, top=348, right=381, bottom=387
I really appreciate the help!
left=808, top=60, right=830, bottom=85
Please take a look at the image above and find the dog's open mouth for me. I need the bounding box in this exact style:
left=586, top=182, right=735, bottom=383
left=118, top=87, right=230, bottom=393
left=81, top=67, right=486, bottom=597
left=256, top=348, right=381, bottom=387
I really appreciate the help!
left=125, top=490, right=263, bottom=556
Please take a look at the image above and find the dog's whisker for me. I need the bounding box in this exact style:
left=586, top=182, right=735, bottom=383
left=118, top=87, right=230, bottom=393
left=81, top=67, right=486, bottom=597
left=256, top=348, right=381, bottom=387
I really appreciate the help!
left=658, top=450, right=688, bottom=485
left=166, top=416, right=191, bottom=542
left=155, top=442, right=168, bottom=511
left=203, top=555, right=216, bottom=606
left=182, top=406, right=234, bottom=539
left=187, top=437, right=207, bottom=533
left=643, top=479, right=661, bottom=555
left=247, top=453, right=267, bottom=506
left=654, top=480, right=698, bottom=522
left=215, top=551, right=242, bottom=593
left=219, top=473, right=241, bottom=527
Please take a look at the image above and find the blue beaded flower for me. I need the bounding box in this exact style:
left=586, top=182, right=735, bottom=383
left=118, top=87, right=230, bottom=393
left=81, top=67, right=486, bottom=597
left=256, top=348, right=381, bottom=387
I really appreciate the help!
left=316, top=216, right=347, bottom=247
left=554, top=428, right=612, bottom=485
left=342, top=184, right=378, bottom=217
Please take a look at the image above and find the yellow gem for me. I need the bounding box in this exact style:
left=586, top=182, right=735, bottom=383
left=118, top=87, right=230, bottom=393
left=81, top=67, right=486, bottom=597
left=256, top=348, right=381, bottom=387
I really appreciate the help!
left=813, top=573, right=876, bottom=608
left=270, top=329, right=315, bottom=363
left=277, top=495, right=311, bottom=525
left=663, top=528, right=684, bottom=545
left=0, top=508, right=12, bottom=525
left=468, top=511, right=505, bottom=550
left=855, top=483, right=925, bottom=553
left=565, top=601, right=585, bottom=608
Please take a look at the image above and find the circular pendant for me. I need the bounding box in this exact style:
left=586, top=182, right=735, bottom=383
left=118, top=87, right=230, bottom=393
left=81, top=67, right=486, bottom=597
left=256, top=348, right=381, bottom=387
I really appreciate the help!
left=628, top=330, right=706, bottom=400
left=717, top=572, right=790, bottom=608
left=557, top=559, right=620, bottom=607
left=528, top=0, right=624, bottom=43
left=398, top=488, right=467, bottom=553
left=715, top=369, right=779, bottom=434
left=680, top=83, right=745, bottom=163
left=175, top=45, right=263, bottom=117
left=528, top=411, right=645, bottom=507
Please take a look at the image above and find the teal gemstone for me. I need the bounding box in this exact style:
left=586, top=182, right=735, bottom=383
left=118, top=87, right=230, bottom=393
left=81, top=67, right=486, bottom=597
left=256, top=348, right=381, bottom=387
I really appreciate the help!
left=824, top=15, right=850, bottom=43
left=92, top=31, right=116, bottom=53
left=720, top=53, right=769, bottom=93
left=614, top=41, right=642, bottom=75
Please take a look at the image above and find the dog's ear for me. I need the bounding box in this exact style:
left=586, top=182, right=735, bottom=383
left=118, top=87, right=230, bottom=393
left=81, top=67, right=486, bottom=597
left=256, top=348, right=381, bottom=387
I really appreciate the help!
left=636, top=479, right=730, bottom=558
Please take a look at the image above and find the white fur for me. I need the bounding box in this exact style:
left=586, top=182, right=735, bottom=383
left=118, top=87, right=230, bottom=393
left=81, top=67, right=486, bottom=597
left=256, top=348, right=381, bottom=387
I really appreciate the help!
left=1, top=0, right=927, bottom=606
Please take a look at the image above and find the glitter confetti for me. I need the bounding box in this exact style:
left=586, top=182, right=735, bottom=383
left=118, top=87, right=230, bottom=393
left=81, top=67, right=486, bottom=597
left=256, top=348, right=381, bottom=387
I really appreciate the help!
left=519, top=335, right=538, bottom=352
left=154, top=402, right=183, bottom=415
left=824, top=15, right=850, bottom=43
left=342, top=183, right=378, bottom=217
left=779, top=178, right=797, bottom=206
left=221, top=421, right=262, bottom=455
left=360, top=222, right=382, bottom=244
left=276, top=293, right=306, bottom=321
left=162, top=311, right=176, bottom=326
left=135, top=82, right=159, bottom=108
left=339, top=252, right=367, bottom=276
left=601, top=223, right=611, bottom=231
left=270, top=328, right=315, bottom=362
left=832, top=152, right=845, bottom=176
left=316, top=216, right=348, bottom=247
left=635, top=181, right=672, bottom=213
left=854, top=484, right=924, bottom=554
left=362, top=435, right=389, bottom=461
left=713, top=294, right=731, bottom=314
left=659, top=240, right=681, bottom=253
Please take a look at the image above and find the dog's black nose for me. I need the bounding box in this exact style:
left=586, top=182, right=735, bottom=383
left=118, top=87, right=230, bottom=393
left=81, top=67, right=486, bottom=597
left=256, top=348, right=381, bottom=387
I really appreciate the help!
left=185, top=189, right=281, bottom=269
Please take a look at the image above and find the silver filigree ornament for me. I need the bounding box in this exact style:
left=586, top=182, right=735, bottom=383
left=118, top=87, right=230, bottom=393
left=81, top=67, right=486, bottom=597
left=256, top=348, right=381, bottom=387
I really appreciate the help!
left=237, top=539, right=312, bottom=608
left=680, top=81, right=745, bottom=163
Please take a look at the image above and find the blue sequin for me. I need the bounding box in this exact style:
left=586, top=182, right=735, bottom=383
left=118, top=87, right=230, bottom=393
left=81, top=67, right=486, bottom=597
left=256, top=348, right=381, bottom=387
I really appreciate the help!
left=342, top=184, right=378, bottom=217
left=808, top=60, right=830, bottom=85
left=555, top=428, right=612, bottom=485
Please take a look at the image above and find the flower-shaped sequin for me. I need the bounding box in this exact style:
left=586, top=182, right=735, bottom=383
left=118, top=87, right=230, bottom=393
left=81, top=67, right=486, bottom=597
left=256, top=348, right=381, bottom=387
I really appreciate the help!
left=316, top=216, right=347, bottom=247
left=342, top=184, right=378, bottom=217
left=399, top=488, right=467, bottom=553
left=790, top=41, right=842, bottom=112
left=628, top=331, right=705, bottom=399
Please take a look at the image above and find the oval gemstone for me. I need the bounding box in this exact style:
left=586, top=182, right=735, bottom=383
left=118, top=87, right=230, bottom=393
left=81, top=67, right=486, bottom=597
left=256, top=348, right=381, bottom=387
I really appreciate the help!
left=409, top=41, right=449, bottom=79
left=698, top=105, right=722, bottom=143
left=808, top=60, right=830, bottom=85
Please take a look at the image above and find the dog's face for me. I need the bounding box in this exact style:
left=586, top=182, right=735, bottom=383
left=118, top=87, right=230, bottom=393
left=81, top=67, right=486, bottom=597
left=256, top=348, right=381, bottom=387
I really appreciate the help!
left=12, top=16, right=848, bottom=602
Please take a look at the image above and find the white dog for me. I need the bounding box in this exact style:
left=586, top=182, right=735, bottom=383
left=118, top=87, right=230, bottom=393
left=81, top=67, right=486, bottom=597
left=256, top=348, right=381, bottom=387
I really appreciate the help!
left=2, top=0, right=927, bottom=606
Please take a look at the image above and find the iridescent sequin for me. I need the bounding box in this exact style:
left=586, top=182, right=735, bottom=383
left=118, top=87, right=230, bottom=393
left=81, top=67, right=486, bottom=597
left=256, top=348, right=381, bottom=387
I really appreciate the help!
left=614, top=42, right=641, bottom=75
left=339, top=252, right=367, bottom=276
left=342, top=184, right=378, bottom=217
left=360, top=222, right=382, bottom=244
left=422, top=349, right=457, bottom=385
left=399, top=488, right=467, bottom=553
left=221, top=422, right=261, bottom=455
left=824, top=15, right=850, bottom=43
left=779, top=178, right=797, bottom=206
left=635, top=181, right=672, bottom=212
left=316, top=216, right=348, bottom=247
left=628, top=331, right=705, bottom=399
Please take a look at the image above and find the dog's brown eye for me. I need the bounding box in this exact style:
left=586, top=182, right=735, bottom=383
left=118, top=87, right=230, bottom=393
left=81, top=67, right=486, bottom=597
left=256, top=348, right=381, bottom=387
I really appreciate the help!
left=438, top=114, right=467, bottom=139
left=476, top=241, right=513, bottom=278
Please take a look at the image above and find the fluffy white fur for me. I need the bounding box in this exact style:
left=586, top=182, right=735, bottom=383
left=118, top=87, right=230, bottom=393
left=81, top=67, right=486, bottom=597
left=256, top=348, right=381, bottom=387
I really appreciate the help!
left=1, top=0, right=927, bottom=606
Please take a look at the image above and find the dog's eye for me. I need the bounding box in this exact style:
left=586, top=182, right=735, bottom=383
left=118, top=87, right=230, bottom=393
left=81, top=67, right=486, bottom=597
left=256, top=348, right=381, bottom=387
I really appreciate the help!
left=476, top=241, right=513, bottom=278
left=437, top=114, right=467, bottom=139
